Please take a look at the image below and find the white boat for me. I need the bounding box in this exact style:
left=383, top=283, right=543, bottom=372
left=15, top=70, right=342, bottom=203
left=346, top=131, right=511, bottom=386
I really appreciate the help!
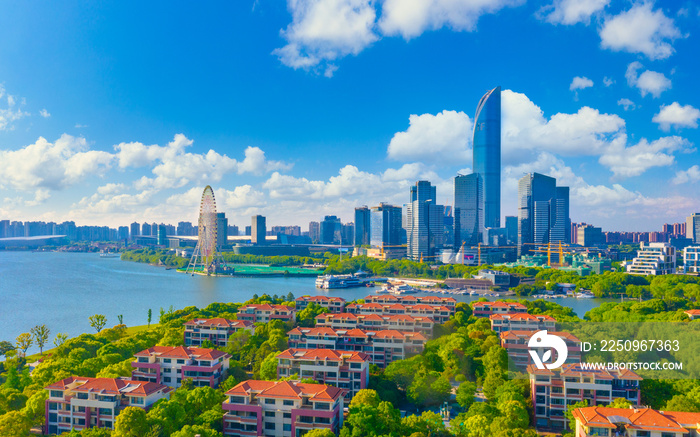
left=99, top=253, right=119, bottom=258
left=315, top=275, right=361, bottom=289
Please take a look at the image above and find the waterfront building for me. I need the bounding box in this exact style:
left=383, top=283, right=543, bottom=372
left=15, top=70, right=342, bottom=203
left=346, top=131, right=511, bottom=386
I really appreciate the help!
left=407, top=181, right=444, bottom=260
left=529, top=363, right=641, bottom=431
left=471, top=301, right=527, bottom=317
left=364, top=294, right=457, bottom=309
left=177, top=221, right=196, bottom=236
left=117, top=226, right=129, bottom=240
left=354, top=206, right=371, bottom=246
left=518, top=173, right=570, bottom=256
left=473, top=86, right=501, bottom=230
left=287, top=327, right=427, bottom=367
left=141, top=222, right=151, bottom=237
left=320, top=216, right=342, bottom=245
left=490, top=313, right=556, bottom=333
left=184, top=318, right=255, bottom=347
left=217, top=213, right=228, bottom=248
left=309, top=221, right=320, bottom=243
left=345, top=302, right=453, bottom=324
left=314, top=312, right=435, bottom=336
left=685, top=246, right=700, bottom=274
left=276, top=348, right=370, bottom=399
left=571, top=406, right=700, bottom=437
left=501, top=330, right=581, bottom=370
left=341, top=222, right=354, bottom=245
left=222, top=380, right=345, bottom=437
left=157, top=224, right=167, bottom=246
left=237, top=303, right=296, bottom=323
left=370, top=203, right=403, bottom=249
left=252, top=215, right=266, bottom=245
left=131, top=346, right=230, bottom=388
left=295, top=296, right=346, bottom=313
left=454, top=173, right=483, bottom=247
left=477, top=269, right=511, bottom=286
left=687, top=213, right=700, bottom=243
left=626, top=242, right=676, bottom=275
left=44, top=376, right=171, bottom=434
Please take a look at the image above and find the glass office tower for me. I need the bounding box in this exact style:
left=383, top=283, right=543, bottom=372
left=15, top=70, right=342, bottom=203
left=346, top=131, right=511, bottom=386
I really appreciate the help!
left=473, top=86, right=501, bottom=230
left=454, top=173, right=483, bottom=247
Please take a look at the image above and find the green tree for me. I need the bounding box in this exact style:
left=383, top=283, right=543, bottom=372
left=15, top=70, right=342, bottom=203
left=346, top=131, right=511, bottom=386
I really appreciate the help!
left=53, top=333, right=68, bottom=348
left=30, top=324, right=50, bottom=355
left=565, top=400, right=588, bottom=432
left=303, top=429, right=336, bottom=437
left=0, top=410, right=32, bottom=436
left=117, top=314, right=124, bottom=325
left=462, top=414, right=490, bottom=437
left=349, top=389, right=381, bottom=409
left=0, top=340, right=15, bottom=357
left=146, top=399, right=187, bottom=435
left=15, top=333, right=32, bottom=358
left=148, top=309, right=152, bottom=328
left=170, top=425, right=222, bottom=437
left=258, top=352, right=279, bottom=380
left=89, top=314, right=108, bottom=333
left=608, top=398, right=633, bottom=408
left=456, top=381, right=477, bottom=410
left=296, top=303, right=330, bottom=327
left=113, top=406, right=150, bottom=437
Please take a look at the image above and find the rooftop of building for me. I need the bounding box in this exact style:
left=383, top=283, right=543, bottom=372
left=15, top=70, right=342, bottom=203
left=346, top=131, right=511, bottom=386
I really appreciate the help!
left=134, top=345, right=229, bottom=361
left=276, top=348, right=370, bottom=362
left=225, top=380, right=344, bottom=401
left=572, top=406, right=700, bottom=432
left=184, top=318, right=254, bottom=328
left=45, top=376, right=171, bottom=396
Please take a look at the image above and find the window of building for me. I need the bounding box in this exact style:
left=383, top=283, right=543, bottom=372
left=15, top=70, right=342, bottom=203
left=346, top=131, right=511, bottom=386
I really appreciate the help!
left=177, top=359, right=185, bottom=364
left=315, top=402, right=331, bottom=410
left=283, top=412, right=291, bottom=419
left=163, top=377, right=171, bottom=383
left=99, top=408, right=112, bottom=415
left=131, top=397, right=144, bottom=405
left=283, top=424, right=291, bottom=431
left=163, top=358, right=171, bottom=363
left=163, top=368, right=171, bottom=373
left=49, top=390, right=63, bottom=398
left=283, top=400, right=294, bottom=406
left=265, top=398, right=276, bottom=405
left=636, top=432, right=649, bottom=437
left=264, top=422, right=275, bottom=430
left=265, top=411, right=275, bottom=418
left=230, top=396, right=245, bottom=404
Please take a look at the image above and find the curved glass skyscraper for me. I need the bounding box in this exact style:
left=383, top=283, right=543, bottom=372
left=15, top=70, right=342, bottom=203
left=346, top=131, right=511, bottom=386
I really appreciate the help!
left=473, top=86, right=501, bottom=229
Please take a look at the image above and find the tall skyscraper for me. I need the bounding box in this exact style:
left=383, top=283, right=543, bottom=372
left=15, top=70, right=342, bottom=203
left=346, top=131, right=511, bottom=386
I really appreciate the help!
left=354, top=206, right=371, bottom=246
left=130, top=222, right=140, bottom=240
left=252, top=215, right=266, bottom=245
left=687, top=213, right=700, bottom=243
left=157, top=224, right=167, bottom=246
left=320, top=216, right=342, bottom=245
left=504, top=216, right=518, bottom=245
left=407, top=181, right=444, bottom=261
left=370, top=203, right=403, bottom=248
left=216, top=213, right=228, bottom=248
left=518, top=173, right=570, bottom=256
left=141, top=222, right=151, bottom=237
left=473, top=86, right=501, bottom=229
left=308, top=221, right=320, bottom=243
left=454, top=173, right=483, bottom=248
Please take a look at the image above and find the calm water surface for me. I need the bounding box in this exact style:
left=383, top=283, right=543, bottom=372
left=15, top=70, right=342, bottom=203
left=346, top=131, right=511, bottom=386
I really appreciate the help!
left=0, top=251, right=616, bottom=353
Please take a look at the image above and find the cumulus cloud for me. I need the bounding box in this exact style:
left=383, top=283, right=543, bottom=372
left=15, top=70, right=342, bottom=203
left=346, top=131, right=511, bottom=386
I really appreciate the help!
left=379, top=0, right=523, bottom=39
left=603, top=76, right=614, bottom=87
left=0, top=84, right=29, bottom=131
left=570, top=76, right=594, bottom=91
left=625, top=61, right=671, bottom=98
left=598, top=136, right=691, bottom=178
left=617, top=98, right=635, bottom=111
left=387, top=110, right=472, bottom=164
left=272, top=0, right=379, bottom=76
left=39, top=109, right=51, bottom=118
left=673, top=165, right=700, bottom=185
left=25, top=189, right=51, bottom=207
left=652, top=102, right=700, bottom=131
left=0, top=134, right=113, bottom=191
left=600, top=3, right=681, bottom=59
left=540, top=0, right=609, bottom=25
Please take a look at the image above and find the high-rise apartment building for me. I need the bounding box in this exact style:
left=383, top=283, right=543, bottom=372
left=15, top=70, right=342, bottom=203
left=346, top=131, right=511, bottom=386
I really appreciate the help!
left=577, top=224, right=604, bottom=247
left=157, top=224, right=167, bottom=246
left=454, top=173, right=483, bottom=247
left=141, top=222, right=151, bottom=237
left=504, top=216, right=518, bottom=245
left=320, top=216, right=342, bottom=245
left=129, top=222, right=140, bottom=239
left=354, top=206, right=371, bottom=246
left=216, top=213, right=228, bottom=248
left=251, top=215, right=266, bottom=245
left=342, top=222, right=354, bottom=245
left=517, top=173, right=570, bottom=256
left=687, top=213, right=700, bottom=243
left=407, top=181, right=443, bottom=260
left=473, top=86, right=501, bottom=230
left=626, top=242, right=676, bottom=275
left=370, top=203, right=402, bottom=249
left=308, top=221, right=320, bottom=243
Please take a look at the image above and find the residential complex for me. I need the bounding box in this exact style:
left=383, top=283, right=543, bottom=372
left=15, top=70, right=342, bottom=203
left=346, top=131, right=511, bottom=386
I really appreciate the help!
left=346, top=302, right=453, bottom=323
left=572, top=406, right=700, bottom=437
left=314, top=312, right=434, bottom=336
left=294, top=296, right=346, bottom=313
left=44, top=376, right=171, bottom=435
left=131, top=346, right=230, bottom=388
left=687, top=212, right=700, bottom=243
left=364, top=294, right=457, bottom=310
left=626, top=242, right=676, bottom=275
left=287, top=326, right=427, bottom=367
left=184, top=318, right=255, bottom=347
left=500, top=330, right=581, bottom=369
left=276, top=348, right=370, bottom=399
left=684, top=246, right=700, bottom=274
left=472, top=301, right=528, bottom=317
left=223, top=380, right=344, bottom=437
left=490, top=313, right=556, bottom=333
left=528, top=363, right=642, bottom=431
left=237, top=304, right=296, bottom=323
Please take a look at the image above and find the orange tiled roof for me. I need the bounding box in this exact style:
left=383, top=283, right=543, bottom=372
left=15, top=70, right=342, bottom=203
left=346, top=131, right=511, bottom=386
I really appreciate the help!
left=226, top=380, right=344, bottom=401
left=490, top=313, right=556, bottom=322
left=685, top=309, right=700, bottom=315
left=500, top=330, right=580, bottom=342
left=45, top=377, right=170, bottom=396
left=186, top=318, right=253, bottom=328
left=473, top=301, right=527, bottom=309
left=276, top=348, right=370, bottom=362
left=240, top=304, right=294, bottom=311
left=573, top=407, right=700, bottom=433
left=134, top=345, right=228, bottom=360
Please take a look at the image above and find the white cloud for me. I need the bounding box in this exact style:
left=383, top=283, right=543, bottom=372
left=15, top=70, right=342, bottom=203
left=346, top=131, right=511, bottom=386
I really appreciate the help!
left=25, top=189, right=51, bottom=207
left=598, top=136, right=691, bottom=178
left=0, top=84, right=29, bottom=131
left=570, top=76, right=594, bottom=91
left=603, top=76, right=614, bottom=87
left=625, top=61, right=671, bottom=98
left=672, top=165, right=700, bottom=185
left=600, top=3, right=681, bottom=60
left=0, top=134, right=113, bottom=191
left=652, top=102, right=700, bottom=131
left=39, top=109, right=51, bottom=118
left=273, top=0, right=379, bottom=76
left=379, top=0, right=523, bottom=39
left=387, top=110, right=472, bottom=164
left=617, top=98, right=635, bottom=111
left=75, top=124, right=87, bottom=128
left=540, top=0, right=609, bottom=25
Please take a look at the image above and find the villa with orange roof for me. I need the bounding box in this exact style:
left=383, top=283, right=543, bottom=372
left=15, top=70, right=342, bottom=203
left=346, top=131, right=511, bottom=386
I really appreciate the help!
left=287, top=326, right=427, bottom=367
left=222, top=380, right=344, bottom=437
left=529, top=363, right=641, bottom=431
left=276, top=348, right=370, bottom=398
left=314, top=312, right=435, bottom=336
left=184, top=318, right=254, bottom=348
left=572, top=406, right=700, bottom=437
left=685, top=309, right=700, bottom=320
left=44, top=376, right=171, bottom=434
left=238, top=303, right=296, bottom=323
left=501, top=330, right=581, bottom=369
left=364, top=294, right=457, bottom=309
left=131, top=346, right=230, bottom=388
left=472, top=300, right=528, bottom=317
left=295, top=295, right=346, bottom=313
left=346, top=301, right=453, bottom=323
left=490, top=313, right=556, bottom=333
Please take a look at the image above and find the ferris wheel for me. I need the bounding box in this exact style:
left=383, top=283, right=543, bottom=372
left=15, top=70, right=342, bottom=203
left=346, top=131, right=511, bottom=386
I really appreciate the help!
left=186, top=185, right=224, bottom=275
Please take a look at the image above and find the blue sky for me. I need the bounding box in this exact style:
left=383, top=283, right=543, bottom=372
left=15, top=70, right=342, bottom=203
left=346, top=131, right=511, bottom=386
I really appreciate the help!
left=0, top=0, right=699, bottom=232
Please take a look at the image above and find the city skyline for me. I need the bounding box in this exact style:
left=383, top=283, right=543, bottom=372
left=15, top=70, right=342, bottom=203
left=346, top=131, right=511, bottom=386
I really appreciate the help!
left=1, top=2, right=699, bottom=231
